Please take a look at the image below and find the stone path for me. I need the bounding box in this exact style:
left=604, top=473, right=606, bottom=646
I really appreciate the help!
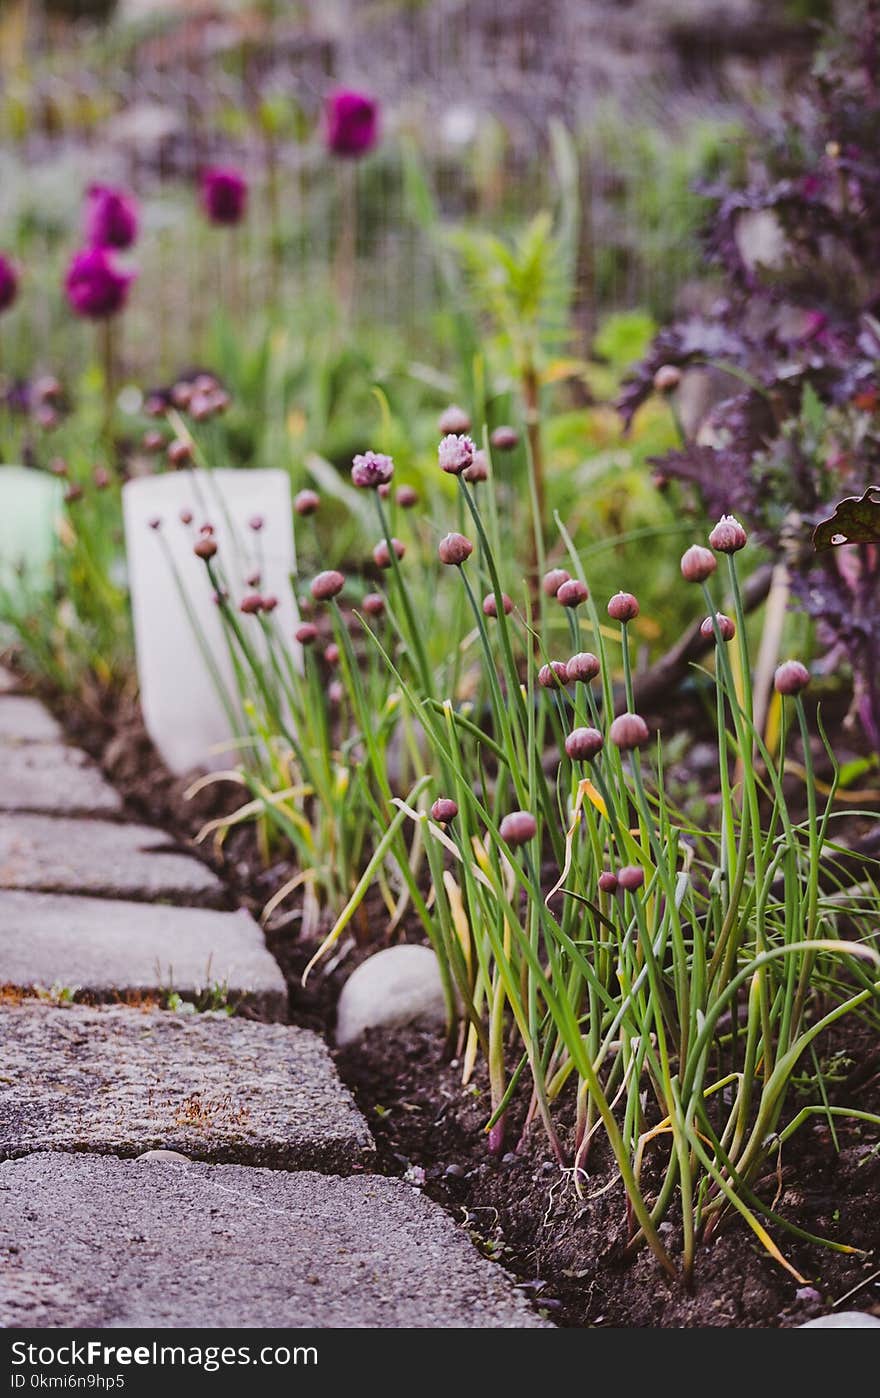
left=0, top=675, right=544, bottom=1328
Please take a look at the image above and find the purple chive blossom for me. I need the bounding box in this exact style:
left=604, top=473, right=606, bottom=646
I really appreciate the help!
left=774, top=660, right=810, bottom=695
left=438, top=404, right=471, bottom=435
left=542, top=568, right=570, bottom=597
left=609, top=712, right=650, bottom=750
left=617, top=865, right=645, bottom=891
left=294, top=489, right=321, bottom=516
left=431, top=798, right=458, bottom=824
left=499, top=811, right=537, bottom=847
left=0, top=255, right=19, bottom=313
left=374, top=537, right=406, bottom=568
left=351, top=450, right=394, bottom=489
left=361, top=592, right=386, bottom=617
left=708, top=514, right=748, bottom=554
left=490, top=425, right=519, bottom=452
left=483, top=592, right=513, bottom=617
left=437, top=532, right=473, bottom=566
left=700, top=613, right=736, bottom=642
left=84, top=184, right=139, bottom=250
left=64, top=247, right=135, bottom=319
left=311, top=570, right=345, bottom=601
left=200, top=166, right=248, bottom=226
left=556, top=578, right=588, bottom=608
left=607, top=591, right=640, bottom=622
left=325, top=89, right=380, bottom=158
left=567, top=652, right=600, bottom=683
left=564, top=727, right=604, bottom=762
left=296, top=623, right=319, bottom=646
left=463, top=450, right=489, bottom=483
left=438, top=433, right=475, bottom=475
left=680, top=545, right=717, bottom=583
left=538, top=661, right=568, bottom=689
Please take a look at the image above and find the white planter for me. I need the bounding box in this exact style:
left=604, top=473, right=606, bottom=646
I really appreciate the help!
left=0, top=466, right=62, bottom=597
left=123, top=468, right=300, bottom=775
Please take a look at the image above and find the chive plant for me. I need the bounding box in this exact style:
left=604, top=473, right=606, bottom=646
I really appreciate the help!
left=176, top=420, right=880, bottom=1279
left=304, top=446, right=880, bottom=1280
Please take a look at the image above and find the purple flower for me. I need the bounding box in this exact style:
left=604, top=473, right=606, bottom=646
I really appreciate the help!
left=64, top=247, right=135, bottom=319
left=84, top=184, right=139, bottom=250
left=200, top=167, right=248, bottom=226
left=351, top=450, right=394, bottom=489
left=438, top=433, right=475, bottom=475
left=0, top=255, right=18, bottom=314
left=325, top=89, right=380, bottom=158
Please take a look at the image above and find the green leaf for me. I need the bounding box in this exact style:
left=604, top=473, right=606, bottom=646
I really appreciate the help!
left=812, top=485, right=880, bottom=550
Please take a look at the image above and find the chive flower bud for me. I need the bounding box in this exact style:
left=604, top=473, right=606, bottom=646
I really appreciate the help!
left=194, top=537, right=218, bottom=560
left=431, top=798, right=458, bottom=824
left=538, top=660, right=568, bottom=689
left=64, top=484, right=83, bottom=505
left=557, top=578, right=588, bottom=608
left=361, top=592, right=386, bottom=617
left=352, top=450, right=394, bottom=489
left=311, top=569, right=345, bottom=600
left=179, top=509, right=193, bottom=526
left=438, top=532, right=473, bottom=566
left=240, top=593, right=264, bottom=615
left=617, top=865, right=645, bottom=891
left=171, top=382, right=192, bottom=409
left=324, top=643, right=340, bottom=666
left=200, top=166, right=248, bottom=225
left=700, top=613, right=735, bottom=642
left=566, top=652, right=600, bottom=683
left=499, top=810, right=537, bottom=847
left=438, top=404, right=471, bottom=435
left=598, top=871, right=618, bottom=894
left=607, top=591, right=639, bottom=622
left=374, top=537, right=406, bottom=568
left=680, top=545, right=717, bottom=583
left=148, top=516, right=162, bottom=531
left=542, top=568, right=569, bottom=597
left=396, top=485, right=419, bottom=509
left=142, top=431, right=165, bottom=454
left=565, top=726, right=604, bottom=762
left=295, top=623, right=319, bottom=645
left=609, top=712, right=650, bottom=750
left=167, top=439, right=192, bottom=469
left=294, top=489, right=320, bottom=516
left=774, top=660, right=810, bottom=695
left=249, top=515, right=264, bottom=533
left=263, top=596, right=278, bottom=613
left=490, top=425, right=519, bottom=451
left=708, top=514, right=748, bottom=554
left=482, top=592, right=513, bottom=617
left=325, top=89, right=380, bottom=159
left=463, top=450, right=488, bottom=483
left=438, top=433, right=475, bottom=475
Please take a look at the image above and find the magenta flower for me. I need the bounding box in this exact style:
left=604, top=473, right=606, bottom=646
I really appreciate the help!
left=0, top=255, right=18, bottom=313
left=325, top=89, right=380, bottom=158
left=351, top=450, right=394, bottom=489
left=64, top=247, right=135, bottom=319
left=84, top=184, right=139, bottom=250
left=200, top=167, right=248, bottom=226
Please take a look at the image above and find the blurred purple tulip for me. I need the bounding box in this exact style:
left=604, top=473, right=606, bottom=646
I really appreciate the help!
left=200, top=167, right=248, bottom=226
left=0, top=254, right=18, bottom=313
left=84, top=184, right=139, bottom=250
left=64, top=246, right=135, bottom=319
left=325, top=89, right=380, bottom=158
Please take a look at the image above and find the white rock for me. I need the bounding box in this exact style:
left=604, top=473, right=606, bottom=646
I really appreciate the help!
left=800, top=1311, right=880, bottom=1328
left=335, top=945, right=449, bottom=1047
left=136, top=1150, right=190, bottom=1165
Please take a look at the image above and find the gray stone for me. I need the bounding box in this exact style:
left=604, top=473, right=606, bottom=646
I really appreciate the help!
left=0, top=743, right=123, bottom=817
left=0, top=696, right=61, bottom=744
left=0, top=1153, right=548, bottom=1328
left=799, top=1311, right=880, bottom=1328
left=0, top=890, right=287, bottom=1020
left=336, top=944, right=448, bottom=1046
left=0, top=812, right=223, bottom=904
left=0, top=1001, right=372, bottom=1173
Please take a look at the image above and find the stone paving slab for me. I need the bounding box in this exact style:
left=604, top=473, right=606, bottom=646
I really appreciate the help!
left=0, top=1001, right=372, bottom=1172
left=0, top=742, right=123, bottom=817
left=0, top=891, right=287, bottom=1019
left=0, top=1153, right=548, bottom=1328
left=0, top=695, right=62, bottom=743
left=0, top=811, right=223, bottom=903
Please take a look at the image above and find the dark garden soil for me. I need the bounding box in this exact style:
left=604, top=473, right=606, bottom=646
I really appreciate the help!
left=45, top=680, right=880, bottom=1328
